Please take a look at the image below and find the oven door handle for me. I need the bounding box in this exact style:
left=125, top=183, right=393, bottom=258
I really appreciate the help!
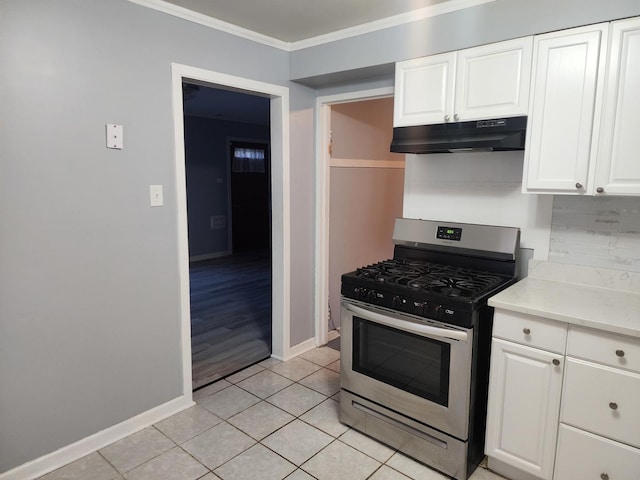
left=344, top=303, right=468, bottom=342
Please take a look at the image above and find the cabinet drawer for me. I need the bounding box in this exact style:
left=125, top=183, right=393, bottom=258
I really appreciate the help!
left=493, top=310, right=567, bottom=353
left=568, top=326, right=640, bottom=373
left=561, top=358, right=640, bottom=448
left=554, top=424, right=640, bottom=480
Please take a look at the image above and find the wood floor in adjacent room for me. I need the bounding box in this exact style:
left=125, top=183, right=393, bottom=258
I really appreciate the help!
left=190, top=250, right=272, bottom=390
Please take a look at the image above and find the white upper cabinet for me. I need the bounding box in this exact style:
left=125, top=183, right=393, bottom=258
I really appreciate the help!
left=454, top=37, right=533, bottom=121
left=394, top=37, right=533, bottom=127
left=594, top=16, right=640, bottom=196
left=523, top=23, right=608, bottom=194
left=524, top=16, right=640, bottom=196
left=394, top=52, right=456, bottom=126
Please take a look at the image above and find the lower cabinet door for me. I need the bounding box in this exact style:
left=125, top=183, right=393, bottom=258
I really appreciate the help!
left=485, top=338, right=564, bottom=480
left=554, top=424, right=640, bottom=480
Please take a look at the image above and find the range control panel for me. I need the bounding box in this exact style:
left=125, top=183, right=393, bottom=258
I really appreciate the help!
left=341, top=284, right=472, bottom=328
left=436, top=226, right=462, bottom=241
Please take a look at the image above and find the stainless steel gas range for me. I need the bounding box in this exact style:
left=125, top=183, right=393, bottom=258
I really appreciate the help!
left=339, top=218, right=520, bottom=480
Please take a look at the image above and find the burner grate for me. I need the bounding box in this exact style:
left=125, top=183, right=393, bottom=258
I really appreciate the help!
left=354, top=259, right=507, bottom=300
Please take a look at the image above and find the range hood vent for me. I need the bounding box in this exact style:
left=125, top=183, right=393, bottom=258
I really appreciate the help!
left=390, top=116, right=527, bottom=154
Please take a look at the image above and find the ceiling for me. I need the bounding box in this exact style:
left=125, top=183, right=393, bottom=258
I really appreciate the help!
left=161, top=0, right=452, bottom=42
left=174, top=0, right=459, bottom=125
left=182, top=84, right=270, bottom=125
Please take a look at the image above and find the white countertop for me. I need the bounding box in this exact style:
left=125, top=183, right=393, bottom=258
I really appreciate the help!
left=488, top=260, right=640, bottom=338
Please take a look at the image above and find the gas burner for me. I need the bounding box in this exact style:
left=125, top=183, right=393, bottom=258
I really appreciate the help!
left=437, top=287, right=464, bottom=297
left=353, top=259, right=508, bottom=300
left=407, top=280, right=429, bottom=289
left=356, top=260, right=425, bottom=284
left=427, top=279, right=478, bottom=298
left=376, top=274, right=395, bottom=283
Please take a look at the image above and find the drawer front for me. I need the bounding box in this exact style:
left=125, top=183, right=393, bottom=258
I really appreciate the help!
left=568, top=325, right=640, bottom=374
left=555, top=424, right=640, bottom=480
left=561, top=358, right=640, bottom=448
left=493, top=310, right=567, bottom=353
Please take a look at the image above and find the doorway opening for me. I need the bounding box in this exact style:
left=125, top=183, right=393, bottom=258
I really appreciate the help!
left=171, top=63, right=290, bottom=397
left=314, top=87, right=405, bottom=348
left=183, top=85, right=272, bottom=389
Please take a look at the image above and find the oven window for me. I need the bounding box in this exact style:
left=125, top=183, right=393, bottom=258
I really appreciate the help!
left=352, top=316, right=450, bottom=406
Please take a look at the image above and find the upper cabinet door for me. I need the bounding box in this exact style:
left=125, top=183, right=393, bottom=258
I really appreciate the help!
left=523, top=24, right=608, bottom=194
left=594, top=17, right=640, bottom=196
left=393, top=37, right=533, bottom=127
left=455, top=36, right=533, bottom=121
left=393, top=52, right=456, bottom=127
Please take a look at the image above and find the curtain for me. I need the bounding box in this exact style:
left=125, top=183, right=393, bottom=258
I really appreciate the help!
left=232, top=147, right=265, bottom=173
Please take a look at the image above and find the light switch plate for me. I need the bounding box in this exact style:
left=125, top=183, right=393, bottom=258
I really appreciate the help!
left=106, top=124, right=123, bottom=149
left=149, top=185, right=163, bottom=207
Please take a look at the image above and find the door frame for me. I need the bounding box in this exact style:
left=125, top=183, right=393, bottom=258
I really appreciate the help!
left=313, top=86, right=395, bottom=347
left=172, top=63, right=290, bottom=396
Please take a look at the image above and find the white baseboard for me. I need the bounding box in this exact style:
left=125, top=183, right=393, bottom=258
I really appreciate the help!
left=327, top=329, right=340, bottom=341
left=0, top=396, right=194, bottom=480
left=271, top=337, right=316, bottom=362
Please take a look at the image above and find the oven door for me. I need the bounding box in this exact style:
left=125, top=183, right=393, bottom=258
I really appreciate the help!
left=341, top=298, right=473, bottom=440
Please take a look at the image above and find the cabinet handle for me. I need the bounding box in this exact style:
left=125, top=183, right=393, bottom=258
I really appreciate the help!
left=596, top=186, right=604, bottom=193
left=444, top=115, right=451, bottom=122
left=552, top=359, right=560, bottom=366
left=616, top=349, right=625, bottom=358
left=523, top=327, right=531, bottom=335
left=601, top=473, right=609, bottom=480
left=609, top=402, right=618, bottom=410
left=575, top=182, right=583, bottom=189
left=454, top=113, right=459, bottom=121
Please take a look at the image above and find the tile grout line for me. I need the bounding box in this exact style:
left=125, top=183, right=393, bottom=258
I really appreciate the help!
left=207, top=350, right=343, bottom=479
left=188, top=355, right=338, bottom=479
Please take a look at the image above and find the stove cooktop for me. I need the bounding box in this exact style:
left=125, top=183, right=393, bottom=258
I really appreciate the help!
left=351, top=259, right=509, bottom=300
left=341, top=258, right=517, bottom=327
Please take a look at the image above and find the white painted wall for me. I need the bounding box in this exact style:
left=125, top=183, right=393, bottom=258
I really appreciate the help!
left=403, top=152, right=554, bottom=259
left=404, top=155, right=640, bottom=273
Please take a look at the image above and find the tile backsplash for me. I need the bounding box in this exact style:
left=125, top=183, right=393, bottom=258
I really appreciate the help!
left=549, top=196, right=640, bottom=272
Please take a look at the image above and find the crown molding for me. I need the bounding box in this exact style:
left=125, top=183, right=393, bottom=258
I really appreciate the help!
left=289, top=0, right=496, bottom=51
left=127, top=0, right=291, bottom=50
left=128, top=0, right=496, bottom=52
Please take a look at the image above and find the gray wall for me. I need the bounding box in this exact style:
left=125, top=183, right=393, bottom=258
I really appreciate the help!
left=0, top=0, right=297, bottom=473
left=288, top=82, right=317, bottom=346
left=184, top=116, right=270, bottom=257
left=291, top=0, right=640, bottom=86
left=3, top=0, right=640, bottom=474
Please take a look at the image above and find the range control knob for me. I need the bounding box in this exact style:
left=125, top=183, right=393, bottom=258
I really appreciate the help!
left=354, top=287, right=368, bottom=299
left=415, top=302, right=429, bottom=315
left=392, top=296, right=404, bottom=308
left=367, top=290, right=378, bottom=302
left=432, top=304, right=444, bottom=319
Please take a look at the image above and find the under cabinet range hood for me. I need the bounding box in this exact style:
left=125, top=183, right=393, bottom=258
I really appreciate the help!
left=390, top=116, right=527, bottom=154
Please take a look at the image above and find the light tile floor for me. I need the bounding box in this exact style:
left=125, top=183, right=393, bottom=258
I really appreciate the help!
left=38, top=346, right=510, bottom=480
